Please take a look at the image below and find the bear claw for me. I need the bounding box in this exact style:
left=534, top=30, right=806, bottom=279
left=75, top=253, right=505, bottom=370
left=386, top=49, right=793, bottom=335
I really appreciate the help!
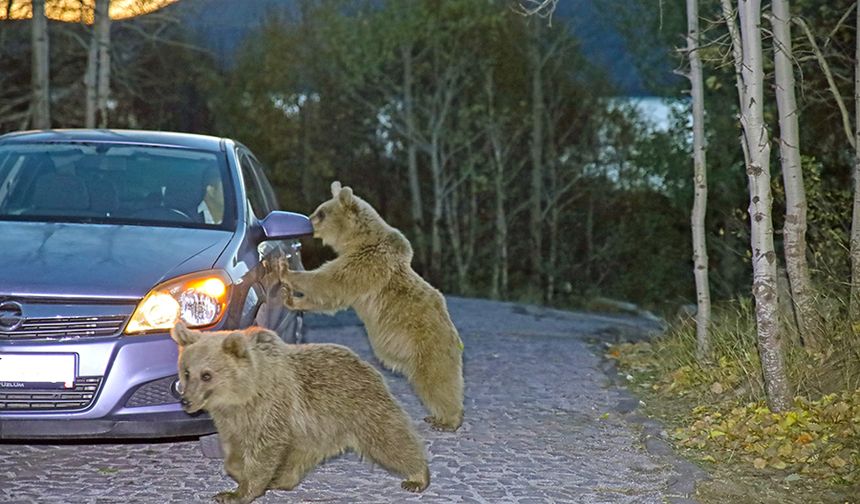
left=213, top=490, right=242, bottom=504
left=423, top=416, right=459, bottom=432
left=401, top=480, right=425, bottom=493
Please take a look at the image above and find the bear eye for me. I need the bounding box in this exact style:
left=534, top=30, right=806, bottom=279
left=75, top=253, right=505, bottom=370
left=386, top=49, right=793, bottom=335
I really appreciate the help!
left=316, top=209, right=325, bottom=221
left=201, top=371, right=212, bottom=382
left=184, top=369, right=190, bottom=380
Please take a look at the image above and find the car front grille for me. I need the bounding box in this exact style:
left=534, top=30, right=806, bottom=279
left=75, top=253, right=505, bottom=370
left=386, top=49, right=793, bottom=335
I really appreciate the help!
left=0, top=315, right=127, bottom=340
left=0, top=376, right=102, bottom=411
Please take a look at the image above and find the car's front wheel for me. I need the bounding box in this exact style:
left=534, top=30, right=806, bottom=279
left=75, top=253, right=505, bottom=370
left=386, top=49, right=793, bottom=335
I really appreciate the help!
left=199, top=432, right=223, bottom=458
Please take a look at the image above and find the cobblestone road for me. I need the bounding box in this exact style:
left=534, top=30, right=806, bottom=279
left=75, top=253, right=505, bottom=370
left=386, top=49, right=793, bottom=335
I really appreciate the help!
left=0, top=298, right=703, bottom=503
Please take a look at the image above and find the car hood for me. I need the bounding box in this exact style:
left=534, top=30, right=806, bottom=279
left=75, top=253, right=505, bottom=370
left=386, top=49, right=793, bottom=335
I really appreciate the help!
left=0, top=221, right=233, bottom=300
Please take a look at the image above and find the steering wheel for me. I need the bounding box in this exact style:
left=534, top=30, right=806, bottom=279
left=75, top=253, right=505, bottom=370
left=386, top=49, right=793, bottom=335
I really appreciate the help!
left=127, top=206, right=194, bottom=222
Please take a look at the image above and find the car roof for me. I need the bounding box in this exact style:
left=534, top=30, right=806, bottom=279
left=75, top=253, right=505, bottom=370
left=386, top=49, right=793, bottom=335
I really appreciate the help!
left=0, top=129, right=226, bottom=152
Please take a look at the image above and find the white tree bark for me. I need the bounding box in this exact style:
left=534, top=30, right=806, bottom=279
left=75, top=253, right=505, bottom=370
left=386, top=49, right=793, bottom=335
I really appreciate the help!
left=853, top=3, right=860, bottom=321
left=528, top=20, right=545, bottom=300
left=85, top=0, right=111, bottom=128
left=485, top=70, right=511, bottom=300
left=686, top=0, right=711, bottom=360
left=771, top=0, right=816, bottom=345
left=96, top=0, right=111, bottom=127
left=400, top=43, right=428, bottom=273
left=84, top=31, right=98, bottom=127
left=737, top=0, right=792, bottom=412
left=30, top=0, right=51, bottom=129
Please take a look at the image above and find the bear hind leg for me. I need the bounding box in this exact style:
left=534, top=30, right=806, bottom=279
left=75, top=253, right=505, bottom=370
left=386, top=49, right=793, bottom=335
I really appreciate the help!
left=357, top=430, right=429, bottom=492
left=413, top=359, right=464, bottom=431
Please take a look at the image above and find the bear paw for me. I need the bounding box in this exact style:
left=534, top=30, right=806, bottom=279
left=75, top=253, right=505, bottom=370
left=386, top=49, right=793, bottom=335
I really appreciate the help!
left=213, top=490, right=242, bottom=504
left=401, top=480, right=427, bottom=493
left=423, top=416, right=460, bottom=432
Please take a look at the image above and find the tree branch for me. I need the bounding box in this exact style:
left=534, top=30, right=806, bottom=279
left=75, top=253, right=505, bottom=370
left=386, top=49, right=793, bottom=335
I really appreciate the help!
left=794, top=16, right=856, bottom=149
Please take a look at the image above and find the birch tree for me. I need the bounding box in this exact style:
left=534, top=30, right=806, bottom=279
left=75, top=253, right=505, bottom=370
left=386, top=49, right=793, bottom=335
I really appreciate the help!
left=853, top=3, right=860, bottom=322
left=770, top=0, right=816, bottom=346
left=527, top=19, right=546, bottom=300
left=85, top=0, right=112, bottom=128
left=30, top=0, right=50, bottom=128
left=734, top=0, right=793, bottom=412
left=791, top=7, right=860, bottom=321
left=686, top=0, right=710, bottom=360
left=484, top=67, right=525, bottom=299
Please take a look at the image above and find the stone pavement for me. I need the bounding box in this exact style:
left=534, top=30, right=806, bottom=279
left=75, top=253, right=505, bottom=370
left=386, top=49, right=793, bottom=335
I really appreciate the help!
left=0, top=297, right=704, bottom=503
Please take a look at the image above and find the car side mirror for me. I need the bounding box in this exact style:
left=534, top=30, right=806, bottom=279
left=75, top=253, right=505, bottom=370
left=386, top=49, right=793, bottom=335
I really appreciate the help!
left=259, top=211, right=313, bottom=241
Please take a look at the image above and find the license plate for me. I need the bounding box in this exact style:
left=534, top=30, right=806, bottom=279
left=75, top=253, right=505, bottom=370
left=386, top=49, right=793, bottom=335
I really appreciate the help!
left=0, top=353, right=76, bottom=389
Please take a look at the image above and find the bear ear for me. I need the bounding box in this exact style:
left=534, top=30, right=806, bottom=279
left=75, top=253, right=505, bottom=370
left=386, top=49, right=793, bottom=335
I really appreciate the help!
left=246, top=326, right=277, bottom=345
left=338, top=186, right=354, bottom=208
left=171, top=322, right=200, bottom=347
left=330, top=180, right=342, bottom=198
left=222, top=333, right=249, bottom=359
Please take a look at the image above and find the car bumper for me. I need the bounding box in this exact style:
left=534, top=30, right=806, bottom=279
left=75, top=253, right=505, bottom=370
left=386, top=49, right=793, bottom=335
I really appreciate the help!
left=0, top=410, right=212, bottom=439
left=0, top=332, right=214, bottom=440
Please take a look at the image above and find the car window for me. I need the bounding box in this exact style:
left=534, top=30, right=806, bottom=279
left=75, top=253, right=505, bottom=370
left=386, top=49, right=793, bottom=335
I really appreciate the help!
left=0, top=142, right=235, bottom=229
left=247, top=154, right=279, bottom=212
left=238, top=151, right=270, bottom=218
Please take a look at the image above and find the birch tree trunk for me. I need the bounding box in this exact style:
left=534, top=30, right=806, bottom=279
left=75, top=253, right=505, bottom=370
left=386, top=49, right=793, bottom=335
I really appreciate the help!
left=430, top=140, right=443, bottom=286
left=85, top=27, right=98, bottom=127
left=687, top=0, right=711, bottom=360
left=96, top=0, right=111, bottom=127
left=492, top=161, right=509, bottom=299
left=528, top=20, right=545, bottom=301
left=771, top=0, right=816, bottom=346
left=401, top=43, right=428, bottom=274
left=485, top=70, right=510, bottom=300
left=86, top=0, right=111, bottom=128
left=852, top=4, right=860, bottom=321
left=30, top=0, right=50, bottom=129
left=721, top=0, right=751, bottom=168
left=737, top=0, right=793, bottom=412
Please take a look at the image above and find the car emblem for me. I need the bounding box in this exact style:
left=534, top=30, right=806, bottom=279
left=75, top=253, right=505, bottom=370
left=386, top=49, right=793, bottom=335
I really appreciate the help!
left=0, top=301, right=24, bottom=332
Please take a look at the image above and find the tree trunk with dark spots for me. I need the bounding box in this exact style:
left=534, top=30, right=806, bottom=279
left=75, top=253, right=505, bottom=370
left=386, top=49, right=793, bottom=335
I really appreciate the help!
left=771, top=0, right=816, bottom=347
left=736, top=0, right=793, bottom=412
left=687, top=0, right=711, bottom=360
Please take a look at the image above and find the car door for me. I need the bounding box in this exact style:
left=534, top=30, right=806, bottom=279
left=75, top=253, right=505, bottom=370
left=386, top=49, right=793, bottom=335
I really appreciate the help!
left=236, top=149, right=301, bottom=341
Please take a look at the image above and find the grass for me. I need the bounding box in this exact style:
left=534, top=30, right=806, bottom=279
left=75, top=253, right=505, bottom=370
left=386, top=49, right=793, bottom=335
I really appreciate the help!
left=607, top=297, right=860, bottom=503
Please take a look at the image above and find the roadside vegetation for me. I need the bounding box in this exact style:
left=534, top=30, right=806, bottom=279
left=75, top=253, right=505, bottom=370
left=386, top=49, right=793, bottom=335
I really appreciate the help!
left=608, top=298, right=860, bottom=502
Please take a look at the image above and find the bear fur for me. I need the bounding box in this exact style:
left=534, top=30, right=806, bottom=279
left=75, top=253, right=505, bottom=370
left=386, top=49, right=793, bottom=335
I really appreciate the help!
left=277, top=181, right=464, bottom=431
left=170, top=323, right=429, bottom=504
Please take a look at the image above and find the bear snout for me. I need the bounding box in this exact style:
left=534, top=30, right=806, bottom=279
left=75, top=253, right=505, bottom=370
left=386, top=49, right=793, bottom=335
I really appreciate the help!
left=180, top=396, right=202, bottom=413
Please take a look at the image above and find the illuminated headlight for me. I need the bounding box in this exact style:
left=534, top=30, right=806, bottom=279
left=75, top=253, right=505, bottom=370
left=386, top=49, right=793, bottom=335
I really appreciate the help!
left=125, top=271, right=230, bottom=334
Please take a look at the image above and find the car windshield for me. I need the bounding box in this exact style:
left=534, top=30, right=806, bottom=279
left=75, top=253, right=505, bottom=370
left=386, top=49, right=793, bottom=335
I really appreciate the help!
left=0, top=142, right=235, bottom=229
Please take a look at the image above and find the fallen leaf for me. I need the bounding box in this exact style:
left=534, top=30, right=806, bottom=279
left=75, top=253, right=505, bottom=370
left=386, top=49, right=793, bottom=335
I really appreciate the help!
left=770, top=459, right=788, bottom=470
left=710, top=382, right=724, bottom=395
left=827, top=455, right=847, bottom=469
left=753, top=458, right=767, bottom=469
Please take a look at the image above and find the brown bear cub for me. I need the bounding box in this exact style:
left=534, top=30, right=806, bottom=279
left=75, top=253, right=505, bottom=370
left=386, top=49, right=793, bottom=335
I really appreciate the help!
left=170, top=323, right=429, bottom=504
left=276, top=181, right=465, bottom=431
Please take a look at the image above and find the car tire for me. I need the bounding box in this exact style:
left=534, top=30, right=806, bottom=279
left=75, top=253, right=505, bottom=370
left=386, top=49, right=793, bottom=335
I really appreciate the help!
left=199, top=433, right=223, bottom=459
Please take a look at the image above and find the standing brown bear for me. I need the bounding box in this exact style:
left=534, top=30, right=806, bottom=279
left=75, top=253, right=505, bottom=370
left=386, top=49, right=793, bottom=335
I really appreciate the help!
left=171, top=323, right=429, bottom=504
left=278, top=181, right=464, bottom=431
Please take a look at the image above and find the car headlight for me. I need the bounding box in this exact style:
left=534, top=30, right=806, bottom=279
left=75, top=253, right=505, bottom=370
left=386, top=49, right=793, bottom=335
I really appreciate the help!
left=125, top=271, right=230, bottom=334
